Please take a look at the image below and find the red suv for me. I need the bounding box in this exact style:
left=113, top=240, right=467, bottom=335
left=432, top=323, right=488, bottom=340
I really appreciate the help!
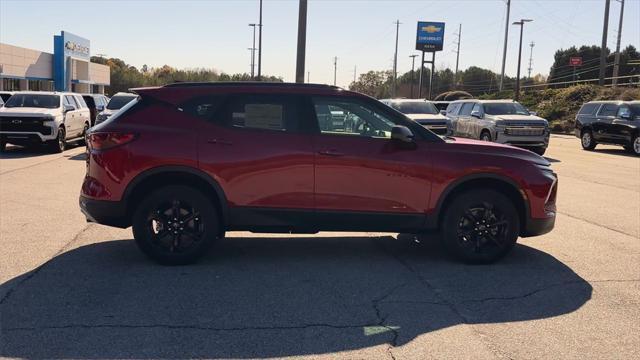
left=80, top=83, right=557, bottom=265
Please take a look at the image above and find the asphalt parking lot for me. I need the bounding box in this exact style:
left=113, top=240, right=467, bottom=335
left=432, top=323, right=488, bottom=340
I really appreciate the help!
left=0, top=134, right=638, bottom=359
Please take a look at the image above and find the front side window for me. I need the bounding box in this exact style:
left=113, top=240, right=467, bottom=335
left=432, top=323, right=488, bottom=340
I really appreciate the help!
left=75, top=95, right=88, bottom=108
left=107, top=95, right=137, bottom=110
left=391, top=101, right=439, bottom=115
left=483, top=102, right=529, bottom=115
left=313, top=97, right=395, bottom=139
left=471, top=103, right=482, bottom=114
left=64, top=95, right=78, bottom=109
left=446, top=102, right=461, bottom=115
left=4, top=94, right=60, bottom=109
left=598, top=104, right=619, bottom=117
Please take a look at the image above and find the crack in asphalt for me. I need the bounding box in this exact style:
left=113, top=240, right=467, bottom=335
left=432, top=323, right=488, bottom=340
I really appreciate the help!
left=0, top=223, right=92, bottom=306
left=557, top=211, right=639, bottom=239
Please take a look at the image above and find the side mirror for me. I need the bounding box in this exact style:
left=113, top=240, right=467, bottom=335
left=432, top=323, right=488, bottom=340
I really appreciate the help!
left=440, top=110, right=447, bottom=115
left=63, top=105, right=74, bottom=113
left=471, top=110, right=482, bottom=119
left=391, top=125, right=414, bottom=143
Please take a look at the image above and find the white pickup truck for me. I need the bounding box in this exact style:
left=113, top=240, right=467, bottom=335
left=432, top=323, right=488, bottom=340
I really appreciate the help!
left=0, top=91, right=91, bottom=152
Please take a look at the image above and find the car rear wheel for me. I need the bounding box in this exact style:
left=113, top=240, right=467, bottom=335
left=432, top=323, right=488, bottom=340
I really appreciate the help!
left=480, top=131, right=492, bottom=142
left=132, top=185, right=220, bottom=265
left=581, top=130, right=596, bottom=150
left=624, top=135, right=640, bottom=156
left=441, top=189, right=520, bottom=264
left=47, top=127, right=66, bottom=153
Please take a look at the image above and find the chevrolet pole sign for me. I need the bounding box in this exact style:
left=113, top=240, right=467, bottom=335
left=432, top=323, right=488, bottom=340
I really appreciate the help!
left=416, top=21, right=445, bottom=52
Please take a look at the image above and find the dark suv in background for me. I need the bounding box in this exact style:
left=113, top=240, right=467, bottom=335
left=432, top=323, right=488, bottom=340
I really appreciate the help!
left=575, top=100, right=640, bottom=155
left=82, top=94, right=109, bottom=126
left=80, top=82, right=557, bottom=265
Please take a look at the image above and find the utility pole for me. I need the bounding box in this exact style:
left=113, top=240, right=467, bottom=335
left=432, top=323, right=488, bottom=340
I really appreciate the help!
left=353, top=65, right=357, bottom=83
left=307, top=71, right=310, bottom=83
left=248, top=24, right=257, bottom=79
left=257, top=0, right=263, bottom=80
left=409, top=54, right=418, bottom=98
left=527, top=41, right=535, bottom=78
left=333, top=56, right=338, bottom=86
left=599, top=0, right=611, bottom=86
left=513, top=19, right=533, bottom=101
left=499, top=0, right=511, bottom=91
left=612, top=0, right=625, bottom=87
left=295, top=0, right=307, bottom=83
left=392, top=20, right=401, bottom=97
left=453, top=23, right=462, bottom=88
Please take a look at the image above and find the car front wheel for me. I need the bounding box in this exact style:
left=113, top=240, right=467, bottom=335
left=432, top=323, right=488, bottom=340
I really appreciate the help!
left=441, top=189, right=520, bottom=264
left=624, top=135, right=640, bottom=156
left=581, top=130, right=596, bottom=150
left=48, top=127, right=66, bottom=153
left=132, top=185, right=220, bottom=265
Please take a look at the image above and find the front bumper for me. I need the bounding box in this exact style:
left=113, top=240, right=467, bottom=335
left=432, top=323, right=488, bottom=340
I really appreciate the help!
left=1, top=131, right=56, bottom=144
left=495, top=129, right=550, bottom=148
left=522, top=215, right=555, bottom=237
left=79, top=196, right=130, bottom=228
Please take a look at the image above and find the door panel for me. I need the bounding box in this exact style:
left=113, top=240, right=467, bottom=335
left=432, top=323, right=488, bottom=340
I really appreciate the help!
left=311, top=96, right=432, bottom=216
left=196, top=94, right=315, bottom=212
left=594, top=104, right=618, bottom=141
left=314, top=135, right=432, bottom=214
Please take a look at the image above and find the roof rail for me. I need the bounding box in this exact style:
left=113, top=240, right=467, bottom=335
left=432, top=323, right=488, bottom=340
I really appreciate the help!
left=163, top=81, right=342, bottom=89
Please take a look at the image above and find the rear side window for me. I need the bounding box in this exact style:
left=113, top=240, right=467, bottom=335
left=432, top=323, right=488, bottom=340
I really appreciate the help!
left=83, top=96, right=96, bottom=108
left=181, top=95, right=225, bottom=121
left=459, top=102, right=474, bottom=116
left=220, top=95, right=303, bottom=132
left=578, top=103, right=599, bottom=115
left=597, top=104, right=619, bottom=117
left=75, top=95, right=88, bottom=108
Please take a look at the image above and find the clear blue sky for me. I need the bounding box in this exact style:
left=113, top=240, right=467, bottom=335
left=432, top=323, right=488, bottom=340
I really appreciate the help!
left=1, top=0, right=638, bottom=88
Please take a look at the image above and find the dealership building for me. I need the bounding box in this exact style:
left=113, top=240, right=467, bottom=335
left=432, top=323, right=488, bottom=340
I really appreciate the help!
left=0, top=31, right=110, bottom=93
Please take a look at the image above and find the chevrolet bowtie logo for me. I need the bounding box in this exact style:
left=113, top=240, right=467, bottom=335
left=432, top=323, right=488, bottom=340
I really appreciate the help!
left=422, top=25, right=442, bottom=33
left=11, top=119, right=22, bottom=124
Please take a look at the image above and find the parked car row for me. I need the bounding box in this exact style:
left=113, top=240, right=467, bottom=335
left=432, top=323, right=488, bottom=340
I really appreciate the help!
left=381, top=98, right=549, bottom=155
left=0, top=91, right=137, bottom=152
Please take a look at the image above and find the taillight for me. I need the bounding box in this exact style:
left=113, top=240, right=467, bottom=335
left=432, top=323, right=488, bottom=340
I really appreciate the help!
left=88, top=132, right=137, bottom=151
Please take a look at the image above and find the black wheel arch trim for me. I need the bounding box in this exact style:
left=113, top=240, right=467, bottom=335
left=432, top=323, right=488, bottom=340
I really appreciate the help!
left=428, top=172, right=531, bottom=231
left=122, top=165, right=230, bottom=226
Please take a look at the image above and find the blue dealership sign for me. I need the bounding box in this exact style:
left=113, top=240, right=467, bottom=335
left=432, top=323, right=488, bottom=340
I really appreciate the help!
left=53, top=31, right=91, bottom=91
left=416, top=21, right=445, bottom=52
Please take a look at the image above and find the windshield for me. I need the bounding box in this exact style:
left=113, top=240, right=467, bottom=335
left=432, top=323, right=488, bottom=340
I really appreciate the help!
left=483, top=102, right=530, bottom=115
left=392, top=101, right=439, bottom=115
left=4, top=94, right=60, bottom=109
left=106, top=95, right=137, bottom=110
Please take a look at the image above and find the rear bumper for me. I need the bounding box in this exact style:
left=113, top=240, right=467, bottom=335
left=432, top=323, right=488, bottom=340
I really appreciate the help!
left=522, top=214, right=555, bottom=237
left=79, top=196, right=130, bottom=228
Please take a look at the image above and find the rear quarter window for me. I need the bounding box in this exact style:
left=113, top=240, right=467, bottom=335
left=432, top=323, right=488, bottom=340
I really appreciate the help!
left=578, top=103, right=599, bottom=115
left=597, top=104, right=619, bottom=117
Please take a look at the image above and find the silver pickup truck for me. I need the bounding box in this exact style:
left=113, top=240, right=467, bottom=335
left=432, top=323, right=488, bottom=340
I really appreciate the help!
left=446, top=99, right=550, bottom=155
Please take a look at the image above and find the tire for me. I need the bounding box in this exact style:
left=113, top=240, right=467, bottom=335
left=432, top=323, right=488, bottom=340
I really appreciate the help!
left=480, top=130, right=492, bottom=142
left=441, top=189, right=520, bottom=264
left=531, top=147, right=546, bottom=156
left=581, top=130, right=596, bottom=150
left=132, top=185, right=220, bottom=265
left=0, top=141, right=6, bottom=152
left=47, top=127, right=66, bottom=153
left=625, top=135, right=640, bottom=156
left=80, top=122, right=90, bottom=146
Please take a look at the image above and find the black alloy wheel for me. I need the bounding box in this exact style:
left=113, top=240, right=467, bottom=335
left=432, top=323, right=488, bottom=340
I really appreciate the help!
left=442, top=189, right=519, bottom=264
left=133, top=186, right=219, bottom=265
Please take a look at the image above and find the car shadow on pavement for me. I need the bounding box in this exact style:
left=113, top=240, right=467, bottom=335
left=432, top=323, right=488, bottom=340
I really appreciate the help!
left=592, top=148, right=637, bottom=158
left=0, top=235, right=592, bottom=359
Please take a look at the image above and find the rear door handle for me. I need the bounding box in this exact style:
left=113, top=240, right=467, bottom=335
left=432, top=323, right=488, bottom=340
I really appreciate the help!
left=207, top=139, right=233, bottom=145
left=318, top=149, right=344, bottom=157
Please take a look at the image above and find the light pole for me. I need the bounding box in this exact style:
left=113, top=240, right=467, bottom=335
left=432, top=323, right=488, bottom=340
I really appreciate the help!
left=248, top=24, right=257, bottom=79
left=513, top=19, right=532, bottom=101
left=409, top=54, right=418, bottom=98
left=295, top=0, right=307, bottom=83
left=257, top=0, right=263, bottom=80
left=499, top=0, right=511, bottom=91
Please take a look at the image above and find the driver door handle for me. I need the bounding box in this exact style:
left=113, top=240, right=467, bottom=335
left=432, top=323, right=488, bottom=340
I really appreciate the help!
left=318, top=149, right=344, bottom=157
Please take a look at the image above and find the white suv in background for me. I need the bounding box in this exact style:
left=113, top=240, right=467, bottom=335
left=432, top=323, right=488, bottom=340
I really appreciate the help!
left=0, top=92, right=91, bottom=152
